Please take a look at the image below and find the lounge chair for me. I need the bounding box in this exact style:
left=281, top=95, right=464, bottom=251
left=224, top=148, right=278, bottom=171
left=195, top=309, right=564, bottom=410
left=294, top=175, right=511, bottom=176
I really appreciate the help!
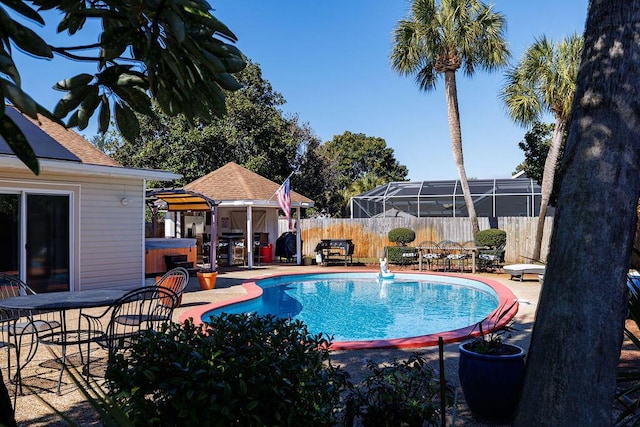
left=503, top=264, right=546, bottom=281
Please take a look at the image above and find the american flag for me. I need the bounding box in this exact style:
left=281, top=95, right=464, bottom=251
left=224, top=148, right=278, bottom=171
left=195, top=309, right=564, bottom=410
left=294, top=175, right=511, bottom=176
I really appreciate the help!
left=276, top=177, right=292, bottom=229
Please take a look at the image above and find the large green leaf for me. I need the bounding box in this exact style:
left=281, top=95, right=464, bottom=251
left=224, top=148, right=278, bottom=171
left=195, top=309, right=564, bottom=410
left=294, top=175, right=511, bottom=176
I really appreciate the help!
left=2, top=15, right=52, bottom=58
left=202, top=14, right=237, bottom=42
left=0, top=114, right=39, bottom=174
left=29, top=0, right=64, bottom=11
left=53, top=84, right=90, bottom=118
left=0, top=0, right=44, bottom=24
left=65, top=109, right=79, bottom=128
left=111, top=85, right=152, bottom=115
left=0, top=51, right=20, bottom=86
left=220, top=56, right=246, bottom=73
left=114, top=102, right=140, bottom=142
left=53, top=73, right=94, bottom=91
left=213, top=72, right=242, bottom=91
left=0, top=78, right=38, bottom=118
left=164, top=9, right=186, bottom=43
left=97, top=95, right=110, bottom=133
left=57, top=12, right=86, bottom=35
left=115, top=73, right=147, bottom=88
left=77, top=84, right=99, bottom=130
left=96, top=64, right=135, bottom=86
left=100, top=29, right=130, bottom=63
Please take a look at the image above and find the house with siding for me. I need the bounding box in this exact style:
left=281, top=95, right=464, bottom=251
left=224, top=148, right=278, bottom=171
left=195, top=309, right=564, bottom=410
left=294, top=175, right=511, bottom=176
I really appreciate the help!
left=0, top=106, right=178, bottom=293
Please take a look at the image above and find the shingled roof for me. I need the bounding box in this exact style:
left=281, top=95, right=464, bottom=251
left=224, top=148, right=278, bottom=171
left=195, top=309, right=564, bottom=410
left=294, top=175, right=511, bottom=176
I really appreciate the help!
left=0, top=105, right=121, bottom=167
left=184, top=162, right=313, bottom=205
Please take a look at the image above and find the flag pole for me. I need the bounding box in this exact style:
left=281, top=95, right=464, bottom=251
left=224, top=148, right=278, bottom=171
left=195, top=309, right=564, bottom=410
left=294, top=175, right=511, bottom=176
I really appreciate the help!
left=267, top=170, right=296, bottom=202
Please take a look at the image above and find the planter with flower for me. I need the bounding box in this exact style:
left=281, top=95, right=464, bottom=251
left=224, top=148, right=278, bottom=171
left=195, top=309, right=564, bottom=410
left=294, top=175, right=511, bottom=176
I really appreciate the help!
left=458, top=300, right=525, bottom=422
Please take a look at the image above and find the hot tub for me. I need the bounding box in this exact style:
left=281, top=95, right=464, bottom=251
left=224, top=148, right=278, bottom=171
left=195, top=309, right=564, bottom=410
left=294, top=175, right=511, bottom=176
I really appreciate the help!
left=145, top=238, right=197, bottom=275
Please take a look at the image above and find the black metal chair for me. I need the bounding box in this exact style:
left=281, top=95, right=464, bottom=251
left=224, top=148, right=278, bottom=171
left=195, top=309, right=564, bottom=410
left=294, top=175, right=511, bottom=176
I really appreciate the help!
left=478, top=243, right=506, bottom=272
left=0, top=273, right=60, bottom=395
left=418, top=241, right=443, bottom=271
left=81, top=286, right=179, bottom=369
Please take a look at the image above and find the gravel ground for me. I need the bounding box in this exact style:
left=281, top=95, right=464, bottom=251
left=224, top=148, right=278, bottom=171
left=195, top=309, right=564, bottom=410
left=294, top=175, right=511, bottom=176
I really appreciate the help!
left=0, top=266, right=557, bottom=426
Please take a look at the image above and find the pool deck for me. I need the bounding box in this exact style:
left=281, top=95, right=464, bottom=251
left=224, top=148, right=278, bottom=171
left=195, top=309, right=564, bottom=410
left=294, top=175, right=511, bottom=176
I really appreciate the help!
left=178, top=264, right=541, bottom=426
left=8, top=264, right=542, bottom=426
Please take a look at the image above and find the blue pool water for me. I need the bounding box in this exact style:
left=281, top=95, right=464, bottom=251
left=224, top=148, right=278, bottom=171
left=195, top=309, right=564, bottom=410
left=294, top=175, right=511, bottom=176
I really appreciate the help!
left=202, top=273, right=499, bottom=342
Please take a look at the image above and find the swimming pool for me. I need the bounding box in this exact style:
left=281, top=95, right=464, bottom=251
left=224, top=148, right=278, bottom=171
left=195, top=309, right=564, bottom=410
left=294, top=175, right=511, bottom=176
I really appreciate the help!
left=180, top=271, right=519, bottom=350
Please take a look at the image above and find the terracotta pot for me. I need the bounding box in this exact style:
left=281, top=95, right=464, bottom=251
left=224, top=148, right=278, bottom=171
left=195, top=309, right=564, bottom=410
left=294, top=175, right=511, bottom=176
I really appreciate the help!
left=197, top=271, right=218, bottom=290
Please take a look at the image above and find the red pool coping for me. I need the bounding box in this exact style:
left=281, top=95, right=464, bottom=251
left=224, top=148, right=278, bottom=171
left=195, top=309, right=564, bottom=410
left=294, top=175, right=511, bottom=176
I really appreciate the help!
left=178, top=269, right=519, bottom=350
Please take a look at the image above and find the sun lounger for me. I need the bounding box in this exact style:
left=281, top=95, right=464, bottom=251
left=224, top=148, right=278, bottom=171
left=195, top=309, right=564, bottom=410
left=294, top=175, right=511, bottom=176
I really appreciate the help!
left=503, top=263, right=546, bottom=281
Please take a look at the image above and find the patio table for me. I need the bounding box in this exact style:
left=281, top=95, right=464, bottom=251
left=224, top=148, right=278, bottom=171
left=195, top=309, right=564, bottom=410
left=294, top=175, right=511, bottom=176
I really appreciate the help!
left=417, top=244, right=483, bottom=273
left=0, top=289, right=127, bottom=393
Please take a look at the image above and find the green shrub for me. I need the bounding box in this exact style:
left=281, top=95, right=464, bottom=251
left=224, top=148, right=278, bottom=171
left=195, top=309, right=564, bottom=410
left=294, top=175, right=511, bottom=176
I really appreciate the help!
left=385, top=246, right=418, bottom=265
left=475, top=229, right=507, bottom=249
left=388, top=228, right=416, bottom=246
left=104, top=315, right=349, bottom=427
left=343, top=354, right=453, bottom=427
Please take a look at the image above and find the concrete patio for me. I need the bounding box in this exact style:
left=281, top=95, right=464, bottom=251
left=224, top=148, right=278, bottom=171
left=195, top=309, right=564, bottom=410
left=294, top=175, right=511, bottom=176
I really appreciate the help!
left=5, top=264, right=542, bottom=426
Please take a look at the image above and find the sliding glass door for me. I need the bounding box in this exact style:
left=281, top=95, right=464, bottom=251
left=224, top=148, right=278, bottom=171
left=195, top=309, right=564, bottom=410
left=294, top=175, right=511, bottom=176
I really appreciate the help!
left=0, top=192, right=70, bottom=293
left=0, top=194, right=19, bottom=277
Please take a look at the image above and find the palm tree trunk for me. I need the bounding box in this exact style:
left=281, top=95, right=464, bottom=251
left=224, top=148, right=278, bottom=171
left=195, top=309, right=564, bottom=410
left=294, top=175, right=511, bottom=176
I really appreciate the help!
left=444, top=71, right=479, bottom=235
left=532, top=119, right=566, bottom=261
left=515, top=1, right=639, bottom=423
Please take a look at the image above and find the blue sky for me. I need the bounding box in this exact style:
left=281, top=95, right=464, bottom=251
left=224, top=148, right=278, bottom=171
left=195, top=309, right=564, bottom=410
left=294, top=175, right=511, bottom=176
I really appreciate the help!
left=12, top=1, right=588, bottom=181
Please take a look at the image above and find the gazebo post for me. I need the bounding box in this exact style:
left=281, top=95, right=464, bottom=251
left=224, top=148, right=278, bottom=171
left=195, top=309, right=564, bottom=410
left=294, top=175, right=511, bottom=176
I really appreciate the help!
left=246, top=205, right=253, bottom=269
left=151, top=206, right=157, bottom=237
left=295, top=206, right=302, bottom=265
left=210, top=205, right=217, bottom=271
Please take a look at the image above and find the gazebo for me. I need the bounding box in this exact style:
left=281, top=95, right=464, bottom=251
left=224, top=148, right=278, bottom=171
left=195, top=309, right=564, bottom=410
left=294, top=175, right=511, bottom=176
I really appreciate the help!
left=178, top=162, right=314, bottom=269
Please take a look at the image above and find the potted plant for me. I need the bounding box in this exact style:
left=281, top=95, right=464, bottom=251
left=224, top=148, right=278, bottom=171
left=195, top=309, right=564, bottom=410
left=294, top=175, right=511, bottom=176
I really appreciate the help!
left=303, top=255, right=313, bottom=266
left=196, top=268, right=217, bottom=290
left=458, top=300, right=525, bottom=422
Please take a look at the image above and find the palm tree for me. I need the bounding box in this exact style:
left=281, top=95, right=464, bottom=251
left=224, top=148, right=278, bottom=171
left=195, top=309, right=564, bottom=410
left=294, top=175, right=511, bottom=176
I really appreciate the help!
left=391, top=0, right=509, bottom=235
left=341, top=173, right=387, bottom=216
left=501, top=34, right=583, bottom=261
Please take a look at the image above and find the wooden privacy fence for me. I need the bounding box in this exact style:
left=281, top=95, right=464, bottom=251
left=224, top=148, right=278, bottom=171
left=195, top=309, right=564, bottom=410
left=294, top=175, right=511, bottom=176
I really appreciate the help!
left=280, top=217, right=553, bottom=264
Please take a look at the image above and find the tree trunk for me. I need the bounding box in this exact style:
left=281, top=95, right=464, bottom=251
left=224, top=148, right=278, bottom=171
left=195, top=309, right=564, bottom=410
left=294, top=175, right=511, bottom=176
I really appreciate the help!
left=514, top=1, right=640, bottom=425
left=532, top=119, right=566, bottom=261
left=444, top=70, right=479, bottom=235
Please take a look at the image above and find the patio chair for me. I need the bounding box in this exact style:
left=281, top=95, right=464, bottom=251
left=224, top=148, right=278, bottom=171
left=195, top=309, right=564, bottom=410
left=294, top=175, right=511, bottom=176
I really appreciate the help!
left=0, top=273, right=61, bottom=394
left=459, top=241, right=478, bottom=272
left=156, top=267, right=189, bottom=307
left=437, top=240, right=464, bottom=272
left=478, top=243, right=505, bottom=272
left=418, top=241, right=443, bottom=271
left=232, top=240, right=246, bottom=266
left=82, top=286, right=179, bottom=365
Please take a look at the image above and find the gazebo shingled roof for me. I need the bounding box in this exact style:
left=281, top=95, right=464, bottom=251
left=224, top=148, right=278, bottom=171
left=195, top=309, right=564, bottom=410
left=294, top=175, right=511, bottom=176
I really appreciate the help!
left=184, top=162, right=313, bottom=205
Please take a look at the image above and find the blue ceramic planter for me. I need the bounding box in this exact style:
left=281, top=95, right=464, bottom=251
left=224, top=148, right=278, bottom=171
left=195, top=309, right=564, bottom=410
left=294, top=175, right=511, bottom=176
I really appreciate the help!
left=458, top=342, right=526, bottom=421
